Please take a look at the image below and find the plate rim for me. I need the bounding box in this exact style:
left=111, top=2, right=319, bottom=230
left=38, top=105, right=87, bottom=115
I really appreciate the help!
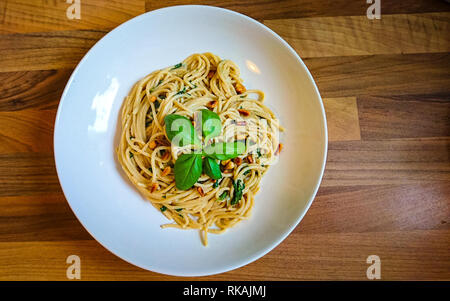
left=53, top=4, right=328, bottom=277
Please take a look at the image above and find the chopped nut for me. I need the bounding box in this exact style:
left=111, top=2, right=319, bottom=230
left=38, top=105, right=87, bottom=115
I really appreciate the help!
left=224, top=161, right=235, bottom=170
left=234, top=157, right=242, bottom=166
left=235, top=83, right=246, bottom=94
left=207, top=100, right=218, bottom=109
left=247, top=155, right=254, bottom=164
left=238, top=109, right=250, bottom=117
left=149, top=95, right=157, bottom=103
left=149, top=140, right=157, bottom=149
left=197, top=187, right=205, bottom=197
left=275, top=143, right=283, bottom=155
left=236, top=134, right=247, bottom=141
left=151, top=183, right=159, bottom=193
left=161, top=166, right=171, bottom=176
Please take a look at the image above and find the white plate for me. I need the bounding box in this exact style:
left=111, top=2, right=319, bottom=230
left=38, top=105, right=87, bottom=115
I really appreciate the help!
left=54, top=5, right=327, bottom=276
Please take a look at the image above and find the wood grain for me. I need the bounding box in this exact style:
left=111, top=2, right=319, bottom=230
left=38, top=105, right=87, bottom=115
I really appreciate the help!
left=145, top=0, right=450, bottom=20
left=0, top=30, right=106, bottom=72
left=0, top=229, right=448, bottom=280
left=0, top=153, right=60, bottom=197
left=1, top=12, right=449, bottom=74
left=0, top=69, right=71, bottom=111
left=358, top=94, right=450, bottom=140
left=0, top=0, right=145, bottom=33
left=305, top=53, right=450, bottom=98
left=324, top=97, right=360, bottom=142
left=265, top=13, right=450, bottom=57
left=303, top=183, right=450, bottom=234
left=0, top=194, right=91, bottom=241
left=0, top=110, right=55, bottom=153
left=324, top=138, right=450, bottom=187
left=0, top=0, right=449, bottom=281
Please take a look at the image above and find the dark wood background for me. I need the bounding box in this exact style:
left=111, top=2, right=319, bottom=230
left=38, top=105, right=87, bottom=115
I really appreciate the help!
left=0, top=0, right=449, bottom=280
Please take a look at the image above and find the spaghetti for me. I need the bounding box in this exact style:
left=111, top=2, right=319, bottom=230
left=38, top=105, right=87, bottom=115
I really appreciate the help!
left=117, top=53, right=284, bottom=246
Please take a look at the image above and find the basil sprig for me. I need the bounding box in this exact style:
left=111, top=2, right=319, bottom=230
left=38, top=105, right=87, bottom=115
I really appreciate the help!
left=174, top=153, right=202, bottom=190
left=203, top=157, right=222, bottom=180
left=199, top=109, right=221, bottom=141
left=203, top=141, right=246, bottom=160
left=165, top=109, right=246, bottom=192
left=164, top=114, right=200, bottom=147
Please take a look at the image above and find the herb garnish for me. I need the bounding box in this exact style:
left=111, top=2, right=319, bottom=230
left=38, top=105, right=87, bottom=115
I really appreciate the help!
left=231, top=179, right=245, bottom=205
left=164, top=114, right=201, bottom=147
left=219, top=191, right=228, bottom=200
left=165, top=110, right=246, bottom=190
left=174, top=153, right=202, bottom=190
left=175, top=87, right=186, bottom=95
left=256, top=148, right=262, bottom=158
left=199, top=109, right=221, bottom=140
left=203, top=141, right=246, bottom=160
left=203, top=157, right=222, bottom=180
left=172, top=63, right=182, bottom=70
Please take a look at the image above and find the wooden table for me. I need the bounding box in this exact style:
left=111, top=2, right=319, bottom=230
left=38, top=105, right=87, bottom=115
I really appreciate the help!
left=0, top=0, right=449, bottom=281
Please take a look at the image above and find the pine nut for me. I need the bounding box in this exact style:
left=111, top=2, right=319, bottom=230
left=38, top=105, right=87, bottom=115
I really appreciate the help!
left=161, top=166, right=171, bottom=176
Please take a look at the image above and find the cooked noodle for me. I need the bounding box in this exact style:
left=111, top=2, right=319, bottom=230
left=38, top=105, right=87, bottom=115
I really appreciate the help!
left=117, top=53, right=284, bottom=246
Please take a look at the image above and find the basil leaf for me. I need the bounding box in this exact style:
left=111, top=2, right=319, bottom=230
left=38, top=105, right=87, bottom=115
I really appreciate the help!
left=200, top=109, right=222, bottom=140
left=231, top=179, right=245, bottom=205
left=203, top=141, right=246, bottom=160
left=203, top=157, right=222, bottom=180
left=174, top=153, right=202, bottom=190
left=164, top=114, right=200, bottom=147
